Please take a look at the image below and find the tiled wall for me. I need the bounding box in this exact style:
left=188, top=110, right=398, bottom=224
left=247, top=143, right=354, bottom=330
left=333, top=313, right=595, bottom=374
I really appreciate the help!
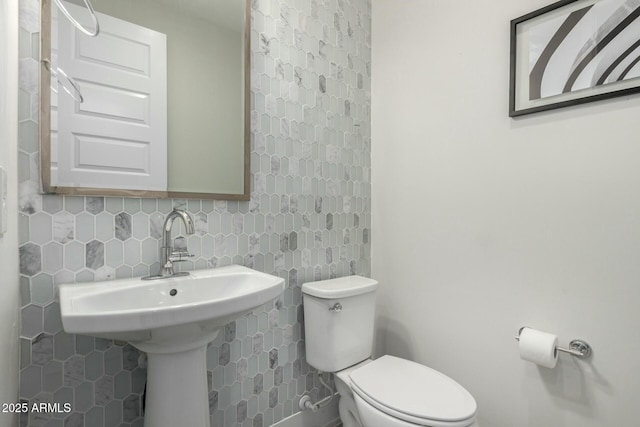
left=17, top=0, right=371, bottom=425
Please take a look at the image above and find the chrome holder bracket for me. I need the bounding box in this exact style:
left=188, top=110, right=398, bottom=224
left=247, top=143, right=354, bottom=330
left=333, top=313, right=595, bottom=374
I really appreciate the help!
left=562, top=340, right=592, bottom=358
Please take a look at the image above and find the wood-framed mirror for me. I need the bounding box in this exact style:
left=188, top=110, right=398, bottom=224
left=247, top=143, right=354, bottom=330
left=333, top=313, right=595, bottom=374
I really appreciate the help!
left=39, top=0, right=250, bottom=200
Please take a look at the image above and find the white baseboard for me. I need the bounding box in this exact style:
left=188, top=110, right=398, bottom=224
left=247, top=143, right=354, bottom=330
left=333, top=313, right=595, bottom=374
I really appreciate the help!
left=272, top=395, right=340, bottom=427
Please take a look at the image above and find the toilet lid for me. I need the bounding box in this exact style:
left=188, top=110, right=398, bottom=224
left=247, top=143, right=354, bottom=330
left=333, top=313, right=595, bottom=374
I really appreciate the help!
left=349, top=355, right=477, bottom=424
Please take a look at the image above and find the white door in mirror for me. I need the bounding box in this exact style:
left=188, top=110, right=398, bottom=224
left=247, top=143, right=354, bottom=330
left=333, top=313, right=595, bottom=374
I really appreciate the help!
left=0, top=167, right=6, bottom=236
left=54, top=2, right=168, bottom=192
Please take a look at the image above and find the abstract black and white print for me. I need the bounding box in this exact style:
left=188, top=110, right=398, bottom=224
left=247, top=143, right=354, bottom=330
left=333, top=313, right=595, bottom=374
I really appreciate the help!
left=529, top=0, right=640, bottom=100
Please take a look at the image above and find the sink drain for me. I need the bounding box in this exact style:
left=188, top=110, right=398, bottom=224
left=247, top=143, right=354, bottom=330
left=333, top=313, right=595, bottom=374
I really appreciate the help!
left=169, top=289, right=177, bottom=296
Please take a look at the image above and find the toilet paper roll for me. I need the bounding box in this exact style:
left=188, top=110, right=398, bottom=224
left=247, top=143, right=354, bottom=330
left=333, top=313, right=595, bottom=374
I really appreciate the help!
left=518, top=327, right=558, bottom=368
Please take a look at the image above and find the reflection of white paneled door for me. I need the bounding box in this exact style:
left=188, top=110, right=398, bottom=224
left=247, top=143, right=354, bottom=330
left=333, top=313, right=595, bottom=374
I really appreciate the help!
left=54, top=2, right=167, bottom=191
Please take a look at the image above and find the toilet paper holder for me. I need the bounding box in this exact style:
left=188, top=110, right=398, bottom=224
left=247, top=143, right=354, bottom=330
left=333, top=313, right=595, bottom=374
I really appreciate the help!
left=515, top=327, right=592, bottom=359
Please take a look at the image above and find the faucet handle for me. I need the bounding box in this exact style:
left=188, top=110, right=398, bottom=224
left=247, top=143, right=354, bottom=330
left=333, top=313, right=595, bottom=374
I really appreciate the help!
left=169, top=251, right=195, bottom=262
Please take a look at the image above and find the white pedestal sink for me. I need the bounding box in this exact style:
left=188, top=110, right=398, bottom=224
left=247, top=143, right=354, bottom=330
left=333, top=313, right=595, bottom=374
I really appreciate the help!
left=59, top=265, right=285, bottom=427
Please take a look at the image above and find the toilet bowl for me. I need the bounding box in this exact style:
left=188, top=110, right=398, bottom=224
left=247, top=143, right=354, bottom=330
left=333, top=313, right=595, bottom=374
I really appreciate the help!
left=301, top=276, right=479, bottom=427
left=340, top=356, right=478, bottom=427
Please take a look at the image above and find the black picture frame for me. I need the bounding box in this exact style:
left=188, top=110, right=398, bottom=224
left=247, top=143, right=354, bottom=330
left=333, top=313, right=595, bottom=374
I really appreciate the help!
left=509, top=0, right=640, bottom=117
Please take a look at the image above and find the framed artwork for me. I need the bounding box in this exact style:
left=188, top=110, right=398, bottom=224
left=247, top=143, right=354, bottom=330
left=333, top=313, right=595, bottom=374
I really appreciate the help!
left=510, top=0, right=640, bottom=117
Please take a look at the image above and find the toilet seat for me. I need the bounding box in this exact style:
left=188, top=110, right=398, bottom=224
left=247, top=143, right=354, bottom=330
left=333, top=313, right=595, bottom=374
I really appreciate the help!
left=349, top=356, right=477, bottom=427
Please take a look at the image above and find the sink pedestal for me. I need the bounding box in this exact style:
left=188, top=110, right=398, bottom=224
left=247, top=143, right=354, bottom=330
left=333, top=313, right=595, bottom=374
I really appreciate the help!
left=135, top=326, right=221, bottom=427
left=144, top=345, right=210, bottom=427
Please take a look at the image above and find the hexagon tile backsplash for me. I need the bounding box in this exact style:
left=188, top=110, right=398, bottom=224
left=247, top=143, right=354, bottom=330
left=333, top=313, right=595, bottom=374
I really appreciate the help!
left=17, top=0, right=372, bottom=425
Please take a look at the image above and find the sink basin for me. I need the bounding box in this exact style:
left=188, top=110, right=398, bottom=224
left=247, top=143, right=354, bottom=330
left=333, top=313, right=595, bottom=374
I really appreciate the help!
left=59, top=265, right=284, bottom=427
left=59, top=264, right=284, bottom=346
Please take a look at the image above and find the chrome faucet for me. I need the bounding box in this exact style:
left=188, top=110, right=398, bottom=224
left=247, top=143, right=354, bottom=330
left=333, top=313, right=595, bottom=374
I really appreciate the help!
left=143, top=209, right=195, bottom=280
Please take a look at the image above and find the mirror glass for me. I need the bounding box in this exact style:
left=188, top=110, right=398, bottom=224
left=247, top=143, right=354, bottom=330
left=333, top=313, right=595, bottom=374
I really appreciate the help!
left=41, top=0, right=249, bottom=199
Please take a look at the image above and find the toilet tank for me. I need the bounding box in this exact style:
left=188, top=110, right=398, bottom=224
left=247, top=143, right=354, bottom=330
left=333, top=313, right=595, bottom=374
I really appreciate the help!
left=301, top=276, right=378, bottom=372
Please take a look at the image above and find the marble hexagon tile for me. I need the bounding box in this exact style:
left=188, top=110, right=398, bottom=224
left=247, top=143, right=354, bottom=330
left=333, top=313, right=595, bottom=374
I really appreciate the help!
left=17, top=0, right=371, bottom=425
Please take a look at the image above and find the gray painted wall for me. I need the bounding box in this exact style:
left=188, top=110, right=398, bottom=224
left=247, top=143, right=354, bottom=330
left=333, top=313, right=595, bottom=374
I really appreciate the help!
left=372, top=0, right=640, bottom=426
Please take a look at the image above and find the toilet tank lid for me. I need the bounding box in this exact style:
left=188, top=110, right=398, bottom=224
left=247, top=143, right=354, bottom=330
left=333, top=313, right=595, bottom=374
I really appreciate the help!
left=301, top=276, right=378, bottom=299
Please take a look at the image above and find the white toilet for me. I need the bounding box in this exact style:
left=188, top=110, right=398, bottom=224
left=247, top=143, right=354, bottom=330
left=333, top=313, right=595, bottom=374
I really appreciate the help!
left=301, top=276, right=479, bottom=427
